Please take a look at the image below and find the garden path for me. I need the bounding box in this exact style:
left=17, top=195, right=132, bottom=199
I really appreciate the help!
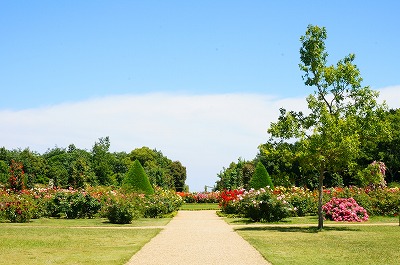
left=126, top=210, right=271, bottom=265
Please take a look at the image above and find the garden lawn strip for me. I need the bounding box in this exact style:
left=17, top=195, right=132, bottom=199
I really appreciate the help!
left=0, top=226, right=161, bottom=265
left=126, top=210, right=271, bottom=265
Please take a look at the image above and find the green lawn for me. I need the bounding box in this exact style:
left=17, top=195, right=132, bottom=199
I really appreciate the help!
left=229, top=216, right=400, bottom=265
left=0, top=218, right=170, bottom=265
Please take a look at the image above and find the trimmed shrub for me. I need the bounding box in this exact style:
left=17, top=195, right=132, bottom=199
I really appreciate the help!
left=123, top=160, right=154, bottom=195
left=249, top=162, right=273, bottom=190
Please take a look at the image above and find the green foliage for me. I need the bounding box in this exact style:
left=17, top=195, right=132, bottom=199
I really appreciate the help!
left=123, top=160, right=154, bottom=195
left=0, top=160, right=9, bottom=185
left=129, top=147, right=185, bottom=190
left=91, top=136, right=114, bottom=185
left=169, top=161, right=187, bottom=192
left=105, top=199, right=140, bottom=224
left=46, top=191, right=101, bottom=219
left=0, top=138, right=187, bottom=190
left=355, top=161, right=387, bottom=188
left=215, top=158, right=255, bottom=190
left=257, top=142, right=301, bottom=188
left=249, top=162, right=273, bottom=189
left=267, top=24, right=388, bottom=229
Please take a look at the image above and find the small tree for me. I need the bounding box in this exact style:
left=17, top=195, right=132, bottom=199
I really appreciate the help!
left=268, top=24, right=387, bottom=229
left=249, top=162, right=273, bottom=189
left=123, top=159, right=154, bottom=195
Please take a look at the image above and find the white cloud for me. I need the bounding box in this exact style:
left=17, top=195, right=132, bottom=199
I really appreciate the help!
left=377, top=85, right=400, bottom=109
left=0, top=87, right=397, bottom=191
left=0, top=93, right=299, bottom=191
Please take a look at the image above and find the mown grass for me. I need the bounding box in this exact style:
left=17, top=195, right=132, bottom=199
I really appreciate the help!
left=0, top=218, right=171, bottom=265
left=179, top=203, right=220, bottom=210
left=227, top=215, right=400, bottom=265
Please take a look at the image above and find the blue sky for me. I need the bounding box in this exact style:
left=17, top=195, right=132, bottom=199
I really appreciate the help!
left=1, top=1, right=399, bottom=191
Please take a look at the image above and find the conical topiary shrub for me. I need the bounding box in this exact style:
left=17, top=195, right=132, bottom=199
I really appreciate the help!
left=123, top=159, right=154, bottom=195
left=249, top=162, right=273, bottom=190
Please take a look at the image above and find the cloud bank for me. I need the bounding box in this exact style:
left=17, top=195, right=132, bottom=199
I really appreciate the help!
left=1, top=86, right=399, bottom=191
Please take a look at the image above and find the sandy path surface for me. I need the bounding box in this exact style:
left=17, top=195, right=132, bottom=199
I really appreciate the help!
left=126, top=210, right=271, bottom=265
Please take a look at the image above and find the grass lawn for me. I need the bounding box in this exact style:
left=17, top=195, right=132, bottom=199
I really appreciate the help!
left=229, top=216, right=400, bottom=265
left=179, top=203, right=220, bottom=210
left=0, top=218, right=170, bottom=265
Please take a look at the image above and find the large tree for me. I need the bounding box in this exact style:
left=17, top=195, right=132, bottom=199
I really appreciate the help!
left=268, top=25, right=387, bottom=229
left=91, top=136, right=114, bottom=185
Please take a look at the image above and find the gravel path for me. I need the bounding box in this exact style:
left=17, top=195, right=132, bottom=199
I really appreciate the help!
left=126, top=210, right=271, bottom=265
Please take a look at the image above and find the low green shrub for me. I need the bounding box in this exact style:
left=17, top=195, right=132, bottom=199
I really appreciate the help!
left=45, top=190, right=101, bottom=219
left=105, top=199, right=141, bottom=224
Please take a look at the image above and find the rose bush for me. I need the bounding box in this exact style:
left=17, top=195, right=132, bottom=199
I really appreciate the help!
left=220, top=188, right=293, bottom=222
left=322, top=197, right=368, bottom=222
left=1, top=186, right=183, bottom=223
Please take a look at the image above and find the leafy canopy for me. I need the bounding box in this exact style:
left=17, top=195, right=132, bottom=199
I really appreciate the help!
left=267, top=24, right=387, bottom=229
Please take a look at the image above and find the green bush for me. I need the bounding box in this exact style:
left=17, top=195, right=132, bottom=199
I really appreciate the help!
left=122, top=160, right=154, bottom=195
left=143, top=188, right=182, bottom=218
left=46, top=191, right=101, bottom=219
left=105, top=199, right=141, bottom=224
left=249, top=162, right=273, bottom=190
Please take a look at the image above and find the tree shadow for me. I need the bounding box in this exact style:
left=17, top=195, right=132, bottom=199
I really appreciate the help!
left=235, top=226, right=360, bottom=233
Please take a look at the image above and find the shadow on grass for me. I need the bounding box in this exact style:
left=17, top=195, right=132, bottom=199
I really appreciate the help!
left=235, top=226, right=360, bottom=233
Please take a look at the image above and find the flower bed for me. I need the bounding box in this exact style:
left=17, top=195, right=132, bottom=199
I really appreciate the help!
left=0, top=187, right=182, bottom=223
left=177, top=191, right=220, bottom=203
left=218, top=186, right=400, bottom=222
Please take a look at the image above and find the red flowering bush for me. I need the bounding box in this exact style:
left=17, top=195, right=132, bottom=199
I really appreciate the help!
left=322, top=197, right=368, bottom=222
left=8, top=160, right=25, bottom=191
left=0, top=192, right=35, bottom=223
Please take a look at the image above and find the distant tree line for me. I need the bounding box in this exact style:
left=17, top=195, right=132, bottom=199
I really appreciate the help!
left=0, top=137, right=187, bottom=191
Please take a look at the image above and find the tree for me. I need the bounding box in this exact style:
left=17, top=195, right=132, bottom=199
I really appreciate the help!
left=169, top=161, right=187, bottom=192
left=257, top=142, right=304, bottom=188
left=122, top=159, right=154, bottom=194
left=268, top=25, right=387, bottom=229
left=215, top=158, right=255, bottom=190
left=0, top=160, right=9, bottom=184
left=129, top=147, right=177, bottom=190
left=249, top=162, right=273, bottom=189
left=92, top=137, right=114, bottom=185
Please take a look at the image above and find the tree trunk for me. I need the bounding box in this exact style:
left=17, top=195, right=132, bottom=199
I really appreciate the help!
left=317, top=171, right=324, bottom=230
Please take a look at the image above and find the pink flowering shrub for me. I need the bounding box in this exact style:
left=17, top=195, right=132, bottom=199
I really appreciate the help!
left=322, top=197, right=368, bottom=222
